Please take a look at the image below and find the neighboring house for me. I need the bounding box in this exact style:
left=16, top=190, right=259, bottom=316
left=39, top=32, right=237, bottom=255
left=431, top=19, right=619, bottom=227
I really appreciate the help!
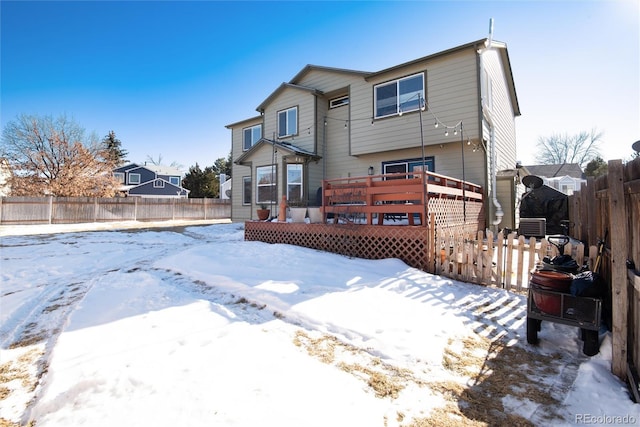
left=113, top=163, right=189, bottom=198
left=220, top=175, right=232, bottom=200
left=226, top=38, right=520, bottom=228
left=0, top=158, right=11, bottom=197
left=523, top=163, right=586, bottom=195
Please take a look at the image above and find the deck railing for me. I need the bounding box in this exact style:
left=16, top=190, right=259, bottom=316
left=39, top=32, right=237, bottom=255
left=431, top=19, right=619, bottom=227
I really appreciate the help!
left=322, top=171, right=483, bottom=226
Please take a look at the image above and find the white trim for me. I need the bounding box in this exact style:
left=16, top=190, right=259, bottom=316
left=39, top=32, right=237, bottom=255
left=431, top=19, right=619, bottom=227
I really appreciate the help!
left=128, top=173, right=141, bottom=185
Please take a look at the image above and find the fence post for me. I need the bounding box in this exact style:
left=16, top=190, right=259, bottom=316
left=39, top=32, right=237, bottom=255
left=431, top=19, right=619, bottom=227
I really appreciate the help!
left=204, top=198, right=207, bottom=221
left=48, top=196, right=53, bottom=224
left=94, top=197, right=98, bottom=223
left=608, top=160, right=629, bottom=380
left=496, top=230, right=504, bottom=288
left=134, top=197, right=138, bottom=221
left=586, top=177, right=597, bottom=247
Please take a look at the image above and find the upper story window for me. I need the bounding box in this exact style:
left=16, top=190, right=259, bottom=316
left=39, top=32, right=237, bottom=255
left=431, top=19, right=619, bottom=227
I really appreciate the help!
left=277, top=107, right=297, bottom=138
left=329, top=96, right=349, bottom=109
left=243, top=124, right=262, bottom=151
left=113, top=172, right=125, bottom=183
left=374, top=73, right=424, bottom=118
left=153, top=179, right=165, bottom=188
left=169, top=176, right=180, bottom=186
left=128, top=173, right=141, bottom=185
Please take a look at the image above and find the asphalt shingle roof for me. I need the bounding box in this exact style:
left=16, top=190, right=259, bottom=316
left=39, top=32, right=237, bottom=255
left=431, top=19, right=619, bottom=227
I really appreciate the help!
left=523, top=163, right=585, bottom=179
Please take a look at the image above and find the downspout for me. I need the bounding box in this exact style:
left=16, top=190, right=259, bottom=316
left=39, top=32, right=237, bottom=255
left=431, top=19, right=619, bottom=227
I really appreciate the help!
left=478, top=24, right=504, bottom=227
left=489, top=121, right=504, bottom=226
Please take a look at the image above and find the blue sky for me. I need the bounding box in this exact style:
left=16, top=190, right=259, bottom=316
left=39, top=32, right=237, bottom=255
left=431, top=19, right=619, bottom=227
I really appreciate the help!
left=2, top=0, right=638, bottom=170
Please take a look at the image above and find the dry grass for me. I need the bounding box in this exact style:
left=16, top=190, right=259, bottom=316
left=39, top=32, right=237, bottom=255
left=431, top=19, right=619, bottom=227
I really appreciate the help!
left=294, top=328, right=566, bottom=427
left=409, top=334, right=563, bottom=426
left=0, top=347, right=44, bottom=426
left=293, top=330, right=414, bottom=398
left=0, top=349, right=41, bottom=393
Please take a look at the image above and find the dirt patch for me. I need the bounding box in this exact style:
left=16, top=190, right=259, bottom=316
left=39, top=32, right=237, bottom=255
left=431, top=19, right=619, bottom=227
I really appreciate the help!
left=0, top=347, right=44, bottom=402
left=409, top=334, right=564, bottom=426
left=293, top=330, right=418, bottom=399
left=294, top=329, right=567, bottom=426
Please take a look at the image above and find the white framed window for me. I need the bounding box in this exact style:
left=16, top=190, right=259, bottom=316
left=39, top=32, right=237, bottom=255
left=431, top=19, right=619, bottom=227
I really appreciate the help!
left=153, top=179, right=165, bottom=188
left=256, top=165, right=276, bottom=204
left=169, top=176, right=180, bottom=186
left=128, top=173, right=141, bottom=185
left=277, top=107, right=297, bottom=138
left=243, top=176, right=252, bottom=205
left=113, top=172, right=125, bottom=183
left=329, top=96, right=349, bottom=109
left=286, top=164, right=303, bottom=203
left=374, top=73, right=424, bottom=118
left=243, top=124, right=262, bottom=151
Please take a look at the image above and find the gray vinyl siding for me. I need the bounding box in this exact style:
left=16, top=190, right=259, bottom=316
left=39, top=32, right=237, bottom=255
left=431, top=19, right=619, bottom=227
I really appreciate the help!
left=262, top=87, right=316, bottom=153
left=294, top=69, right=363, bottom=94
left=480, top=48, right=518, bottom=225
left=483, top=49, right=517, bottom=172
left=230, top=116, right=262, bottom=221
left=351, top=50, right=480, bottom=157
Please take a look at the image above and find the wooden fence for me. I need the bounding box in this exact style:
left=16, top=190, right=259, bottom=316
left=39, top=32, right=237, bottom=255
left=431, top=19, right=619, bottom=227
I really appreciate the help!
left=433, top=227, right=598, bottom=290
left=434, top=158, right=639, bottom=393
left=0, top=196, right=231, bottom=225
left=568, top=158, right=640, bottom=394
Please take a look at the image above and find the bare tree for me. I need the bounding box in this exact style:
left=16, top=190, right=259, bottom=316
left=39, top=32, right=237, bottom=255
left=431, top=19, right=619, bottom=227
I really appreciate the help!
left=1, top=114, right=120, bottom=196
left=535, top=128, right=603, bottom=169
left=145, top=153, right=183, bottom=170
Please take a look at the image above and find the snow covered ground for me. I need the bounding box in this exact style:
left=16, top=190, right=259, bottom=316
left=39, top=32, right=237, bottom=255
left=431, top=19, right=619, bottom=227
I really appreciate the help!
left=1, top=221, right=638, bottom=426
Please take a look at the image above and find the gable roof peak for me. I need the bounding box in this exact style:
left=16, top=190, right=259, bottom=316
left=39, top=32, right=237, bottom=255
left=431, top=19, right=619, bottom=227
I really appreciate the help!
left=256, top=82, right=323, bottom=113
left=289, top=64, right=371, bottom=84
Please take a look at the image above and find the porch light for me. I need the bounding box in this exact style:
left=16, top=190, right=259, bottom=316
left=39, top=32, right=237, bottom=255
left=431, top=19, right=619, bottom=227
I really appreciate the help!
left=368, top=166, right=374, bottom=175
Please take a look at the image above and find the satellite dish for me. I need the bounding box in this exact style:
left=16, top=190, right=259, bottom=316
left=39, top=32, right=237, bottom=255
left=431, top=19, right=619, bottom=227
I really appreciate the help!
left=632, top=140, right=640, bottom=153
left=522, top=175, right=543, bottom=189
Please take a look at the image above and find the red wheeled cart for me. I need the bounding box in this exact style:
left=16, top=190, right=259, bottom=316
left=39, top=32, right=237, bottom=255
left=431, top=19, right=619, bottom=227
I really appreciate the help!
left=526, top=235, right=604, bottom=356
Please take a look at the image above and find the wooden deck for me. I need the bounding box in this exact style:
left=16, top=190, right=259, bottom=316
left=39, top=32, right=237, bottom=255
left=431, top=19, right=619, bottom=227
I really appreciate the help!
left=321, top=171, right=483, bottom=226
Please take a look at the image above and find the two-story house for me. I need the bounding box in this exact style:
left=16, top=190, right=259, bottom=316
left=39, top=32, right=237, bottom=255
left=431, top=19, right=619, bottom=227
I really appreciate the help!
left=113, top=163, right=189, bottom=198
left=226, top=38, right=520, bottom=228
